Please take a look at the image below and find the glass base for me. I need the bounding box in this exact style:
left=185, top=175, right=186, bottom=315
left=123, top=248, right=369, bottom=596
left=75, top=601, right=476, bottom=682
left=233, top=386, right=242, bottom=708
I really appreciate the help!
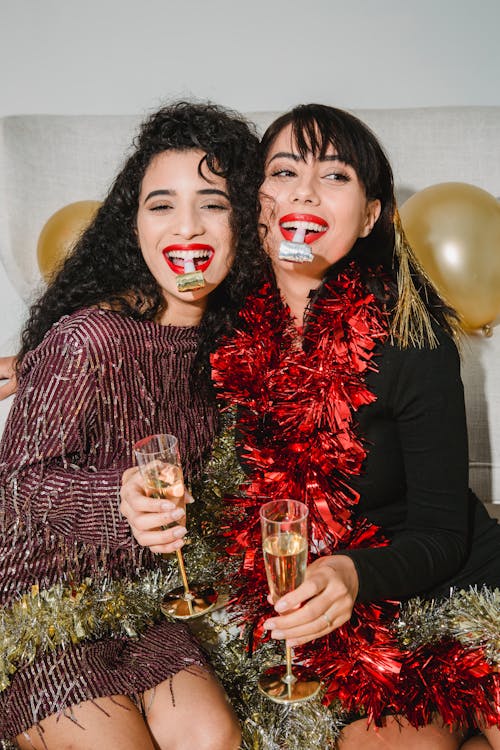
left=160, top=584, right=218, bottom=620
left=258, top=665, right=321, bottom=704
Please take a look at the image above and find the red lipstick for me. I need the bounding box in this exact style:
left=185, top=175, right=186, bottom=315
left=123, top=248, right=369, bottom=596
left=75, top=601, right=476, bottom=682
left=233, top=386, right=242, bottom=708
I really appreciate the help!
left=162, top=244, right=215, bottom=274
left=279, top=213, right=329, bottom=244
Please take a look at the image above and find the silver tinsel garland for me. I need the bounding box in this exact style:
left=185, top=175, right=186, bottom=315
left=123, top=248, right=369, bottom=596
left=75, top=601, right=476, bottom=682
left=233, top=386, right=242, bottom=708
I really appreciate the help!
left=396, top=587, right=500, bottom=666
left=191, top=610, right=346, bottom=749
left=1, top=417, right=498, bottom=748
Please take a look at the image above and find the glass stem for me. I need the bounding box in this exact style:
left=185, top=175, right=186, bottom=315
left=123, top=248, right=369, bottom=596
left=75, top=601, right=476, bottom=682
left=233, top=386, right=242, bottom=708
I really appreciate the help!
left=176, top=549, right=194, bottom=615
left=283, top=645, right=297, bottom=693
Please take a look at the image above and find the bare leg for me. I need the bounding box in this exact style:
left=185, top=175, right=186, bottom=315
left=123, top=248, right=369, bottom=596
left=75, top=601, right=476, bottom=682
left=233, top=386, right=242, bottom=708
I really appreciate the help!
left=16, top=695, right=156, bottom=750
left=338, top=715, right=463, bottom=749
left=144, top=669, right=240, bottom=750
left=461, top=737, right=493, bottom=749
left=464, top=726, right=500, bottom=750
left=483, top=727, right=500, bottom=750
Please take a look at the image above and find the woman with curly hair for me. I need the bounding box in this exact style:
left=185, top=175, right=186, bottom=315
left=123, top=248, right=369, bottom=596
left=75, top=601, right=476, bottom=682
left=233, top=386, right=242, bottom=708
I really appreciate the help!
left=0, top=101, right=264, bottom=750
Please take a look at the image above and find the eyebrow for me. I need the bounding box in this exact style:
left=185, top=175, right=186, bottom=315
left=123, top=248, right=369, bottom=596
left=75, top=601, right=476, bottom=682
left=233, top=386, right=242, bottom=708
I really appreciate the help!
left=267, top=152, right=343, bottom=165
left=143, top=188, right=230, bottom=202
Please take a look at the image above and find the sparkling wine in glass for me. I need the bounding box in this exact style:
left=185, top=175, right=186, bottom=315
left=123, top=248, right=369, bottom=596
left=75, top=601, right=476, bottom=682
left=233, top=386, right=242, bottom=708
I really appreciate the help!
left=258, top=499, right=321, bottom=703
left=134, top=433, right=218, bottom=619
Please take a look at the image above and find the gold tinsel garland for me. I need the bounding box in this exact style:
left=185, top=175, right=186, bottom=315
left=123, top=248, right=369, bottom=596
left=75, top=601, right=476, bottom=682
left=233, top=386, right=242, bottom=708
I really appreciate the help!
left=0, top=570, right=173, bottom=692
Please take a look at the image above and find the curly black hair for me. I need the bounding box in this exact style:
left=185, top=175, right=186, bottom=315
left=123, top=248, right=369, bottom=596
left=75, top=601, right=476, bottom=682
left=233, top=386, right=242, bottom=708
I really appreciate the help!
left=261, top=104, right=457, bottom=337
left=18, top=101, right=266, bottom=379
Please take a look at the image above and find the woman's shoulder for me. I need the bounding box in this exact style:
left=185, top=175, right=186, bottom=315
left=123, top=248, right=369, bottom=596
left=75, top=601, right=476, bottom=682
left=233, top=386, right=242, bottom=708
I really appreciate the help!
left=365, top=324, right=462, bottom=405
left=24, top=308, right=144, bottom=368
left=378, top=323, right=460, bottom=371
left=23, top=309, right=200, bottom=377
left=370, top=324, right=464, bottom=415
left=43, top=307, right=131, bottom=345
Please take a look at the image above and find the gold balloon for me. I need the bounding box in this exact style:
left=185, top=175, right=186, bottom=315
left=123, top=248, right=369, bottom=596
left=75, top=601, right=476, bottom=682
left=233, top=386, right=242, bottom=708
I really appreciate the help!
left=400, top=183, right=500, bottom=332
left=37, top=200, right=101, bottom=281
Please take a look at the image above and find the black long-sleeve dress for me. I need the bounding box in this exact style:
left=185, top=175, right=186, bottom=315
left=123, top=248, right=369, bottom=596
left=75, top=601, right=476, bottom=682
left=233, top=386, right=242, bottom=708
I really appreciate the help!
left=347, top=328, right=500, bottom=601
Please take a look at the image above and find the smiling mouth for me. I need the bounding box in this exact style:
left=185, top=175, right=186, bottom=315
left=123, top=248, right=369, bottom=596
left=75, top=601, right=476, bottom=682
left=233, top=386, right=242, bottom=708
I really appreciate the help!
left=279, top=214, right=329, bottom=245
left=162, top=244, right=215, bottom=274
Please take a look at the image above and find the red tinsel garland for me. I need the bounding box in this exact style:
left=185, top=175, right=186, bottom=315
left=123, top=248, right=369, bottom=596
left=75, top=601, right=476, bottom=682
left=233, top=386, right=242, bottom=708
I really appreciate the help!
left=211, top=265, right=498, bottom=728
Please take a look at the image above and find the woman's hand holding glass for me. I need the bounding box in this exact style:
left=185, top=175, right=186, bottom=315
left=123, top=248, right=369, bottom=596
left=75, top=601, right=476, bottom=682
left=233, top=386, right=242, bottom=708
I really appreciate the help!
left=123, top=434, right=217, bottom=619
left=264, top=555, right=359, bottom=647
left=258, top=500, right=321, bottom=703
left=120, top=466, right=193, bottom=555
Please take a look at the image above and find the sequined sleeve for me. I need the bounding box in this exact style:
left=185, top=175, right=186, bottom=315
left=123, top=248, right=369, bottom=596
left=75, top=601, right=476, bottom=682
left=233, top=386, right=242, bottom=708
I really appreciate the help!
left=0, top=324, right=129, bottom=549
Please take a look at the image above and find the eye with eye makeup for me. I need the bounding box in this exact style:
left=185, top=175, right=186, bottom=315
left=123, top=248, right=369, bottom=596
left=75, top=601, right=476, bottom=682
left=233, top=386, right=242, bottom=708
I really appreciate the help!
left=201, top=202, right=230, bottom=211
left=267, top=164, right=351, bottom=183
left=149, top=203, right=173, bottom=212
left=323, top=170, right=350, bottom=182
left=269, top=167, right=297, bottom=178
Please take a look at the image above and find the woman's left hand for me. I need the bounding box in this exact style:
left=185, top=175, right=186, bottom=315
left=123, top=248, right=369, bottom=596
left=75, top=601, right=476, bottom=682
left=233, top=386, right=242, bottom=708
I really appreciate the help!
left=263, top=555, right=359, bottom=647
left=119, top=466, right=194, bottom=554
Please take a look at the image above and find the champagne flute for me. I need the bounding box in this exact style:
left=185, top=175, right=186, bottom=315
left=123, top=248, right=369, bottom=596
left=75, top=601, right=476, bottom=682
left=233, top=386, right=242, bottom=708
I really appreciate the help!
left=258, top=499, right=321, bottom=703
left=134, top=433, right=218, bottom=619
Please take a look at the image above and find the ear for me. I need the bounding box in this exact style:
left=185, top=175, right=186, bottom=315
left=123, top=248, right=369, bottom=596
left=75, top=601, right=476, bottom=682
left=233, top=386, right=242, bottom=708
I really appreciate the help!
left=359, top=199, right=381, bottom=238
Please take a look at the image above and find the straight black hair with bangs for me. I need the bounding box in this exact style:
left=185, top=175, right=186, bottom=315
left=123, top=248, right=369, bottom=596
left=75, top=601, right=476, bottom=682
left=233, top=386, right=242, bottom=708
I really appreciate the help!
left=260, top=103, right=396, bottom=274
left=260, top=104, right=457, bottom=338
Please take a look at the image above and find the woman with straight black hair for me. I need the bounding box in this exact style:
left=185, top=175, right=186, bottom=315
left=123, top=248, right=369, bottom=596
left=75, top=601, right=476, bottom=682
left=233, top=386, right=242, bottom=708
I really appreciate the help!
left=123, top=104, right=500, bottom=749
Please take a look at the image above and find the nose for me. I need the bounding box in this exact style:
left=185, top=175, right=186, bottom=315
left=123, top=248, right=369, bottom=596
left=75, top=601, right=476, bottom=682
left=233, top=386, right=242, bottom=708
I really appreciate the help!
left=173, top=204, right=204, bottom=239
left=289, top=173, right=320, bottom=205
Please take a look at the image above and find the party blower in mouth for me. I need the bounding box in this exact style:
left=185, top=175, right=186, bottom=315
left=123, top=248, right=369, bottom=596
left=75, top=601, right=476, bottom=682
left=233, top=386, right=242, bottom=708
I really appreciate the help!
left=162, top=245, right=213, bottom=292
left=278, top=214, right=328, bottom=263
left=176, top=258, right=205, bottom=292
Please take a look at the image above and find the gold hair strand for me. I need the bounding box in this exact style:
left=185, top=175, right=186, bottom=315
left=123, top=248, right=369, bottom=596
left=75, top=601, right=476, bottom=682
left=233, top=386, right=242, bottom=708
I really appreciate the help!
left=392, top=209, right=444, bottom=349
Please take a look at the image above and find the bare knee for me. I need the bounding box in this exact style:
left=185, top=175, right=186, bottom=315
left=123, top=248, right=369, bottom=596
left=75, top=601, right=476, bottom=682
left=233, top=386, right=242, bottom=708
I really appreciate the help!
left=16, top=695, right=155, bottom=750
left=465, top=725, right=500, bottom=750
left=338, top=715, right=462, bottom=750
left=461, top=738, right=494, bottom=749
left=146, top=670, right=241, bottom=750
left=182, top=711, right=241, bottom=750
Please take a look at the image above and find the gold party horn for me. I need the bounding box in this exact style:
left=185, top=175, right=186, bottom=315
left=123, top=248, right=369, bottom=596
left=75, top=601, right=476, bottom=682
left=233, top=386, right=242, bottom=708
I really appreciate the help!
left=176, top=258, right=205, bottom=292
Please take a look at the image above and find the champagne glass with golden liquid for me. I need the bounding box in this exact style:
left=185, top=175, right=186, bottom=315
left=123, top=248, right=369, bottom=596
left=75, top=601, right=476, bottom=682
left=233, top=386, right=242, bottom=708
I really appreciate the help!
left=258, top=499, right=321, bottom=703
left=134, top=433, right=218, bottom=619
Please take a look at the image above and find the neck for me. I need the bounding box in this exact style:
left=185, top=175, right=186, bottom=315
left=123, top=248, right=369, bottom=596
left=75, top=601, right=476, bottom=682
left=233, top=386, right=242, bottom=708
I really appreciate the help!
left=158, top=296, right=207, bottom=327
left=272, top=263, right=323, bottom=327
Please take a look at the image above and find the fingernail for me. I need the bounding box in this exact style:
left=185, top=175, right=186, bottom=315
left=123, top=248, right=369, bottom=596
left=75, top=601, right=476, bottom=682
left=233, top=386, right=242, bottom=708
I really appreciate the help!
left=171, top=508, right=185, bottom=520
left=265, top=620, right=275, bottom=630
left=275, top=600, right=288, bottom=612
left=172, top=539, right=184, bottom=549
left=161, top=501, right=176, bottom=511
left=172, top=527, right=187, bottom=538
left=272, top=630, right=284, bottom=638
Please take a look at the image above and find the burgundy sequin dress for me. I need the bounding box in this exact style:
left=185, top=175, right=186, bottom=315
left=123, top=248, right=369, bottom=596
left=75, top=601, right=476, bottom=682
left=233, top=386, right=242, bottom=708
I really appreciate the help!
left=0, top=308, right=218, bottom=739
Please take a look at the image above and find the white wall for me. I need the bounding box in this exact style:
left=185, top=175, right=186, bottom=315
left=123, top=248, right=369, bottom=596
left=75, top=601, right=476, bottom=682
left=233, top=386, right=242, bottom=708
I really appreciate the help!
left=0, top=0, right=499, bottom=358
left=1, top=0, right=499, bottom=117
